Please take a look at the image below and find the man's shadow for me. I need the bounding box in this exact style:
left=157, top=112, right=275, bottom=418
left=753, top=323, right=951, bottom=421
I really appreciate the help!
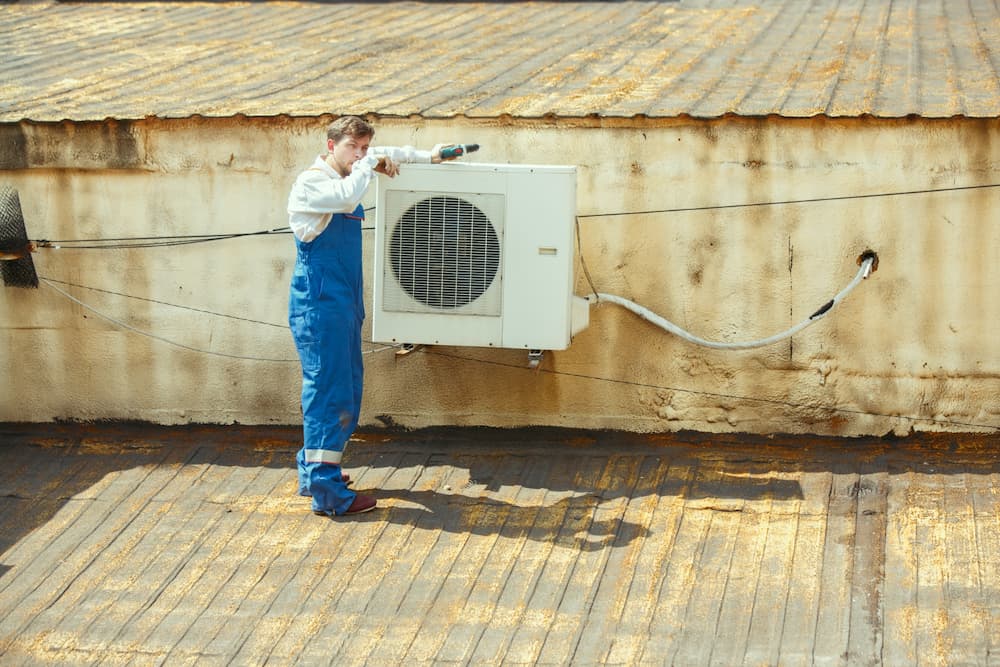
left=340, top=435, right=808, bottom=551
left=0, top=423, right=811, bottom=565
left=364, top=489, right=650, bottom=553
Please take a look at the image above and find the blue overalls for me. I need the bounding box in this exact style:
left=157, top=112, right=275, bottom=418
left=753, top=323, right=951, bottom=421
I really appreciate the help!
left=289, top=204, right=366, bottom=516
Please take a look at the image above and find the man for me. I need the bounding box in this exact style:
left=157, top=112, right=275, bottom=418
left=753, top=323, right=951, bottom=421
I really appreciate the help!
left=287, top=115, right=451, bottom=516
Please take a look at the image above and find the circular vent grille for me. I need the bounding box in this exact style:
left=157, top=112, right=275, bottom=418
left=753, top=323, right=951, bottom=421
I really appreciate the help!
left=390, top=195, right=501, bottom=309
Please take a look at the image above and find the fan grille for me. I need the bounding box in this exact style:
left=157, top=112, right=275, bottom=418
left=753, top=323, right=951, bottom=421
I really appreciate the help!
left=0, top=186, right=38, bottom=288
left=387, top=195, right=501, bottom=311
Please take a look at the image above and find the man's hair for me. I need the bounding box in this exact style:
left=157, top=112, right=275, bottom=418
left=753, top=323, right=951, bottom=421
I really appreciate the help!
left=327, top=116, right=374, bottom=143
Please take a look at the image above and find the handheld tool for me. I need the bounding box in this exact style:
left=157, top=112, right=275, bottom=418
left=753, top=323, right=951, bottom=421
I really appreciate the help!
left=440, top=144, right=480, bottom=160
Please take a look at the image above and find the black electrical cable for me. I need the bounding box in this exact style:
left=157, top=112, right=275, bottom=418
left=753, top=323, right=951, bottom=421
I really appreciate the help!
left=38, top=276, right=288, bottom=328
left=35, top=228, right=292, bottom=250
left=29, top=185, right=1000, bottom=431
left=416, top=347, right=1000, bottom=433
left=38, top=276, right=1000, bottom=432
left=31, top=206, right=377, bottom=248
left=576, top=182, right=1000, bottom=219
left=27, top=185, right=1000, bottom=248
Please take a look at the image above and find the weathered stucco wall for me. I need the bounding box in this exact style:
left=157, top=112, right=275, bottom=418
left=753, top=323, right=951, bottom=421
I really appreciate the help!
left=1, top=115, right=997, bottom=436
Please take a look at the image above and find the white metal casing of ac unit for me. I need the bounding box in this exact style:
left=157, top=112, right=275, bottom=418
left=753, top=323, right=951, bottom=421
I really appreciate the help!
left=373, top=162, right=589, bottom=350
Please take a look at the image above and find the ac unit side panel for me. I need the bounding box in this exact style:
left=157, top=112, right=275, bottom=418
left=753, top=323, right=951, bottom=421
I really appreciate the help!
left=500, top=168, right=577, bottom=350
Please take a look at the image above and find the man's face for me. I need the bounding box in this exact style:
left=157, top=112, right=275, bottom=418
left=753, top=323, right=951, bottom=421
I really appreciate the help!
left=328, top=133, right=372, bottom=177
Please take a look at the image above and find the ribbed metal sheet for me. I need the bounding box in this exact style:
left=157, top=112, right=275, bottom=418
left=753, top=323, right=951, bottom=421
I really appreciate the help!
left=1, top=0, right=999, bottom=122
left=4, top=424, right=1000, bottom=665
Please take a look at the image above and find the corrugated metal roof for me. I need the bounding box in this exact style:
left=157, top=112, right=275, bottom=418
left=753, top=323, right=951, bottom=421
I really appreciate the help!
left=2, top=0, right=999, bottom=123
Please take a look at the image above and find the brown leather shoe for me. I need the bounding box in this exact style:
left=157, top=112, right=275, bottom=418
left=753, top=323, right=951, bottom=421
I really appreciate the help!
left=343, top=494, right=377, bottom=515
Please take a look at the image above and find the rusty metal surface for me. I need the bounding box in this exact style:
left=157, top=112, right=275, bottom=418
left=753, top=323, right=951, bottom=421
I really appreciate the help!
left=1, top=1, right=999, bottom=123
left=1, top=423, right=998, bottom=664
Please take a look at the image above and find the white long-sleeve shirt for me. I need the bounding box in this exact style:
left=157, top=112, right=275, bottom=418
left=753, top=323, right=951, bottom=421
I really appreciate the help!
left=287, top=146, right=433, bottom=242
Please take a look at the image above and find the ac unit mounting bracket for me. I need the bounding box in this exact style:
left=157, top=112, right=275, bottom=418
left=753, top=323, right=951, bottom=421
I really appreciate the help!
left=394, top=343, right=424, bottom=358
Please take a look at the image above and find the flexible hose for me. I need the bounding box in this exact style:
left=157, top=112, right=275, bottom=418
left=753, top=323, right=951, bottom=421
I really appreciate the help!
left=595, top=255, right=876, bottom=350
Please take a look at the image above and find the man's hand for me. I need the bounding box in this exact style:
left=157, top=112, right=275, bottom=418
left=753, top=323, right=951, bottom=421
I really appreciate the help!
left=374, top=156, right=400, bottom=177
left=431, top=144, right=451, bottom=164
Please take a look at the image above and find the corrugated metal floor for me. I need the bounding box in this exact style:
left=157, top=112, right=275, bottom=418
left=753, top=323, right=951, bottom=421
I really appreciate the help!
left=1, top=423, right=998, bottom=666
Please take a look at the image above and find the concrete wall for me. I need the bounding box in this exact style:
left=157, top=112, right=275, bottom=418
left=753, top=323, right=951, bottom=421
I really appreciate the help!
left=1, top=115, right=997, bottom=436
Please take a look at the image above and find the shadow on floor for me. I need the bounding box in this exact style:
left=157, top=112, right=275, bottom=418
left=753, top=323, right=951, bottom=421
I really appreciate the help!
left=3, top=422, right=997, bottom=563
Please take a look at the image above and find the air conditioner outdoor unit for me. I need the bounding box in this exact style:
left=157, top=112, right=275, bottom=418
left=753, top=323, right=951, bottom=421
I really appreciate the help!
left=373, top=162, right=589, bottom=353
